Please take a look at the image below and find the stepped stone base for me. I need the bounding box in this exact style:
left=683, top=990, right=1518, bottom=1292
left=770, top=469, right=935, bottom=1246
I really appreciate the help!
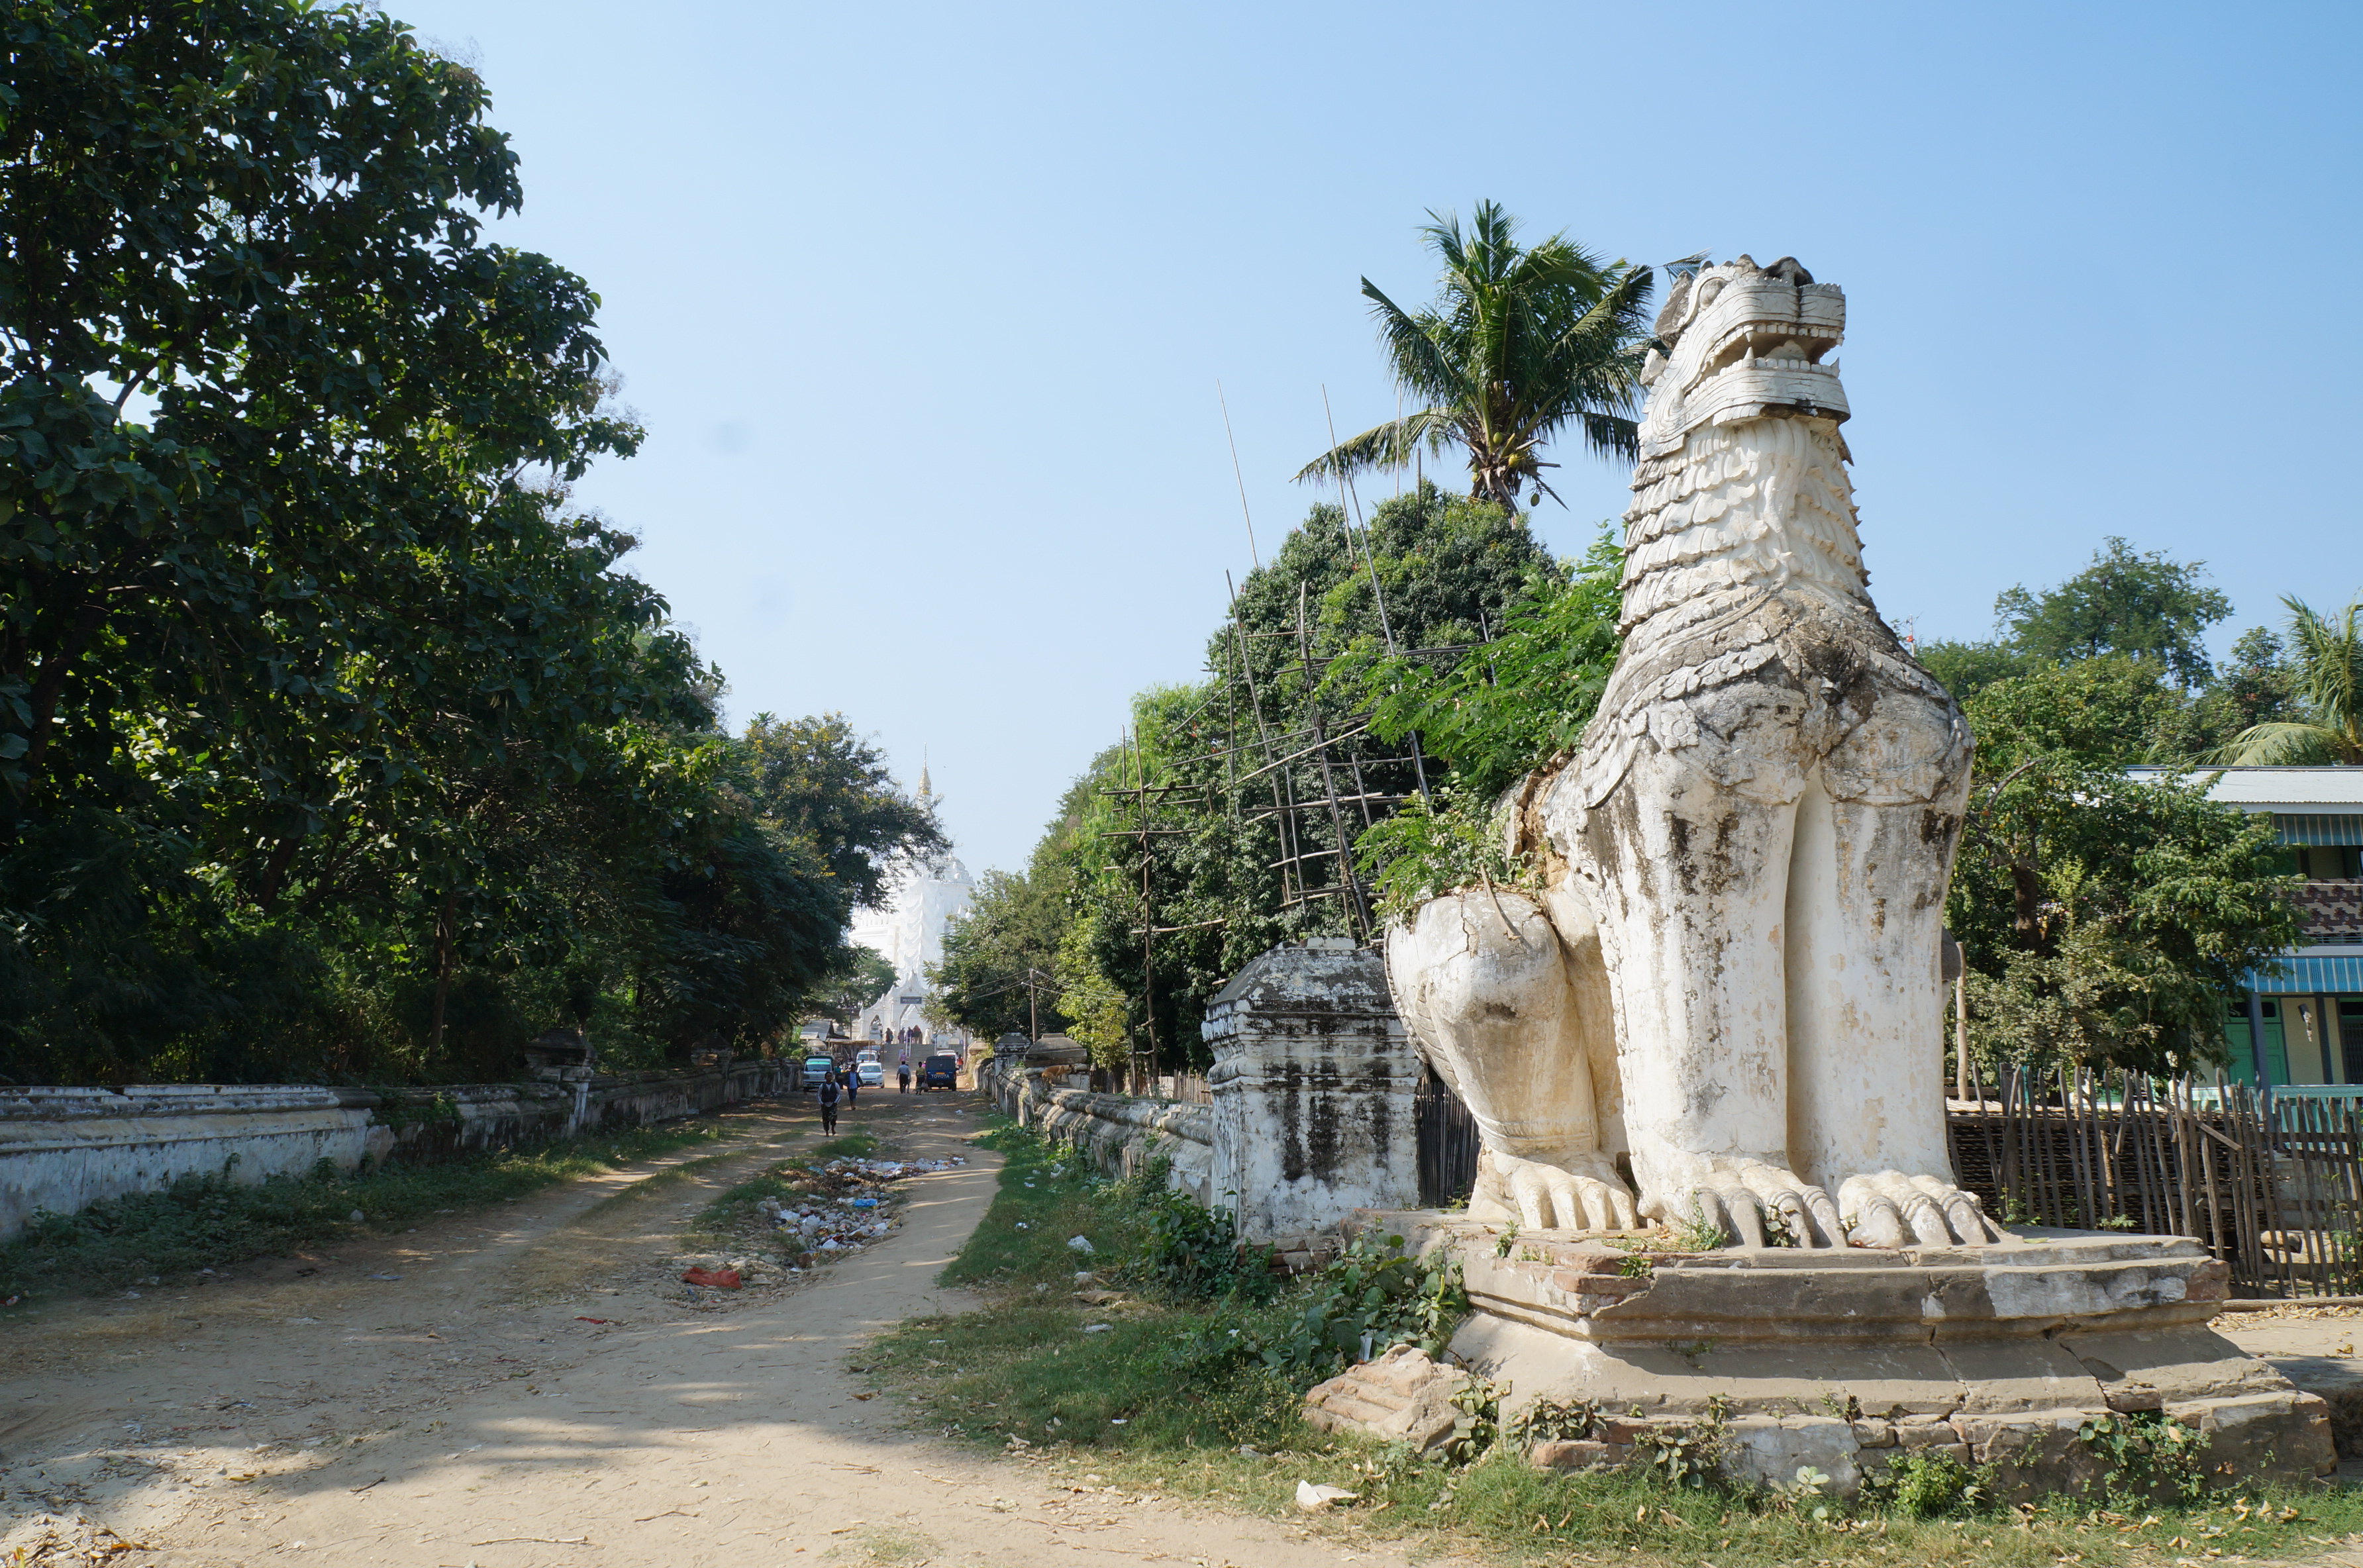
left=1336, top=1212, right=2335, bottom=1498
left=1303, top=1345, right=1471, bottom=1452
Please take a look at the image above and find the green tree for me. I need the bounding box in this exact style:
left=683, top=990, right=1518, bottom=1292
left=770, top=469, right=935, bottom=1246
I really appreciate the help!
left=2212, top=595, right=2363, bottom=765
left=2191, top=626, right=2303, bottom=753
left=1946, top=667, right=2298, bottom=1075
left=1915, top=639, right=2036, bottom=703
left=0, top=5, right=935, bottom=1086
left=809, top=946, right=896, bottom=1031
left=1295, top=202, right=1654, bottom=511
left=1993, top=537, right=2231, bottom=688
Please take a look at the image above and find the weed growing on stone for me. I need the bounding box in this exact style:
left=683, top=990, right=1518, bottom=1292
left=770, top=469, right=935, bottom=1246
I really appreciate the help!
left=0, top=1119, right=730, bottom=1301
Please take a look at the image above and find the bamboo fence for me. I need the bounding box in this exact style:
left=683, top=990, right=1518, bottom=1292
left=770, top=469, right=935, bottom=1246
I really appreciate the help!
left=1946, top=1067, right=2363, bottom=1298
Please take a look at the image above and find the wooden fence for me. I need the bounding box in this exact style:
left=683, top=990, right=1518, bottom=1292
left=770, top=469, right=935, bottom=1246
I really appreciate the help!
left=1416, top=1069, right=1482, bottom=1210
left=1947, top=1067, right=2363, bottom=1298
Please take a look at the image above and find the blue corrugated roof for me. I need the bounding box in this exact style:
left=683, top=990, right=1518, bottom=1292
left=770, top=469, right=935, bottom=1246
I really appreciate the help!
left=2250, top=953, right=2363, bottom=992
left=2277, top=814, right=2363, bottom=847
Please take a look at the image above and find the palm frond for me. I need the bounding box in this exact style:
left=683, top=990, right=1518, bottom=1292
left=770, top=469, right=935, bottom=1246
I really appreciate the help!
left=1292, top=409, right=1454, bottom=485
left=2209, top=720, right=2352, bottom=767
left=1360, top=279, right=1460, bottom=403
left=2282, top=594, right=2363, bottom=751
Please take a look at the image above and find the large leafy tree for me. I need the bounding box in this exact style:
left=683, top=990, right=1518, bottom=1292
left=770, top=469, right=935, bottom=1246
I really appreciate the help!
left=0, top=3, right=937, bottom=1085
left=1920, top=539, right=2231, bottom=704
left=1947, top=661, right=2298, bottom=1076
left=2213, top=595, right=2363, bottom=765
left=1295, top=202, right=1654, bottom=512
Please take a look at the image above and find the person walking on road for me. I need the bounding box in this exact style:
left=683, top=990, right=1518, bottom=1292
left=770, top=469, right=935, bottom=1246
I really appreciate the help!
left=818, top=1073, right=840, bottom=1134
left=897, top=1061, right=911, bottom=1094
left=844, top=1070, right=858, bottom=1108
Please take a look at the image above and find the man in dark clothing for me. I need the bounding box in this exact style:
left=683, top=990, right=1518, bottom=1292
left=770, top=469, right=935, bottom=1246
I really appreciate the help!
left=818, top=1074, right=840, bottom=1134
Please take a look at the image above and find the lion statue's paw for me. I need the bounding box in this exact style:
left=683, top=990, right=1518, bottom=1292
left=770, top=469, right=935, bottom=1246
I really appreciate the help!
left=1836, top=1171, right=2001, bottom=1248
left=1480, top=1151, right=1639, bottom=1233
left=1649, top=1160, right=1848, bottom=1249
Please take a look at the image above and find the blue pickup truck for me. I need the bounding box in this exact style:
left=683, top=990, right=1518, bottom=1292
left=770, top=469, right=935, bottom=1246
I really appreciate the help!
left=917, top=1054, right=960, bottom=1091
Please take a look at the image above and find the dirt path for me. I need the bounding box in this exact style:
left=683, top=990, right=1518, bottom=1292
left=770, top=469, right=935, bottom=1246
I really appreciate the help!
left=0, top=1091, right=1411, bottom=1567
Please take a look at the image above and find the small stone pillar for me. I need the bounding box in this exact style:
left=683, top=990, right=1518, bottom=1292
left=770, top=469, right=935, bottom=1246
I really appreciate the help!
left=1203, top=938, right=1422, bottom=1245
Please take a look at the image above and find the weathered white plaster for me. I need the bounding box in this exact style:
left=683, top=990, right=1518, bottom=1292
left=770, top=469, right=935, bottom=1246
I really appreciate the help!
left=0, top=1061, right=795, bottom=1238
left=1203, top=941, right=1423, bottom=1243
left=1385, top=256, right=1992, bottom=1250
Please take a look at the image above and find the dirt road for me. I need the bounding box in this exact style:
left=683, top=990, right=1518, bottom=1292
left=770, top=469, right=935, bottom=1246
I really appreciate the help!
left=0, top=1091, right=1408, bottom=1567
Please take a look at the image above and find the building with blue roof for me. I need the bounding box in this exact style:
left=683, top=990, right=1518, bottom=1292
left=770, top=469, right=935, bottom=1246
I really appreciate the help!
left=2127, top=766, right=2363, bottom=1086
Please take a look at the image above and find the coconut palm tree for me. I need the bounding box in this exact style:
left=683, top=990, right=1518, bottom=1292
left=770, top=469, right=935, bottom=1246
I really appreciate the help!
left=2214, top=595, right=2363, bottom=764
left=1295, top=201, right=1654, bottom=513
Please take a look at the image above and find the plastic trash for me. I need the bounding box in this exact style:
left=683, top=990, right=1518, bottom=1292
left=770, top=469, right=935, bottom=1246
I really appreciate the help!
left=680, top=1266, right=742, bottom=1289
left=1295, top=1482, right=1358, bottom=1511
left=1066, top=1236, right=1095, bottom=1254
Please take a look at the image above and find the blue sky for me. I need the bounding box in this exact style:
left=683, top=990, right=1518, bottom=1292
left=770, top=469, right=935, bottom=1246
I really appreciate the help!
left=389, top=0, right=2362, bottom=875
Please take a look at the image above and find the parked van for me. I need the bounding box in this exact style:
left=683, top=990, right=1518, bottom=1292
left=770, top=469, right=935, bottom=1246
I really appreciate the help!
left=918, top=1054, right=960, bottom=1091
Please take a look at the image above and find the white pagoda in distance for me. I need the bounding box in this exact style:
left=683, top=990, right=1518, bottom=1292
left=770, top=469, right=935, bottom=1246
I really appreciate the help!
left=848, top=766, right=974, bottom=1049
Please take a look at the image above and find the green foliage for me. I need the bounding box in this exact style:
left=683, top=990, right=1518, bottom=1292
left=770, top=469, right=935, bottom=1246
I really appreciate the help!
left=1994, top=537, right=2231, bottom=688
left=0, top=7, right=936, bottom=1084
left=948, top=485, right=1562, bottom=1069
left=2076, top=1410, right=2211, bottom=1503
left=1862, top=1449, right=1990, bottom=1518
left=1633, top=1401, right=1730, bottom=1489
left=929, top=793, right=1085, bottom=1042
left=1206, top=1234, right=1468, bottom=1386
left=1950, top=752, right=2297, bottom=1075
left=1346, top=523, right=1624, bottom=801
left=1915, top=639, right=2038, bottom=703
left=2213, top=595, right=2363, bottom=765
left=1120, top=1168, right=1280, bottom=1303
left=0, top=1118, right=726, bottom=1299
left=1505, top=1396, right=1602, bottom=1444
left=809, top=946, right=897, bottom=1030
left=1297, top=201, right=1654, bottom=511
left=1354, top=785, right=1533, bottom=925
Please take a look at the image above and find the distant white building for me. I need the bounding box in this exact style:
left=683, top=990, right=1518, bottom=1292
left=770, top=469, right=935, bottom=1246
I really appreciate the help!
left=849, top=767, right=975, bottom=1049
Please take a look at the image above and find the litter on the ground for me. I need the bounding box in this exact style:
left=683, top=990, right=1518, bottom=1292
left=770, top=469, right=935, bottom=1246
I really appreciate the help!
left=1296, top=1481, right=1358, bottom=1511
left=1066, top=1235, right=1095, bottom=1254
left=680, top=1266, right=742, bottom=1289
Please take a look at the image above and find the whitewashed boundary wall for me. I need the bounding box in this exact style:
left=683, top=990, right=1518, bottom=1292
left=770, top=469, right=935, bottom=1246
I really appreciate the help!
left=983, top=1046, right=1215, bottom=1208
left=0, top=1059, right=794, bottom=1240
left=981, top=941, right=1423, bottom=1250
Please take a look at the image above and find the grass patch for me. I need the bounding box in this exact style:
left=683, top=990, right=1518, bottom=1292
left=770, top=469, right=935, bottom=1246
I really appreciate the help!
left=0, top=1118, right=734, bottom=1301
left=937, top=1122, right=1149, bottom=1289
left=866, top=1123, right=2363, bottom=1567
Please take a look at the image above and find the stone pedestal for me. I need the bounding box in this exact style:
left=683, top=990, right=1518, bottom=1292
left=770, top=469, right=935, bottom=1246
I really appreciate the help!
left=1347, top=1212, right=2335, bottom=1497
left=1202, top=940, right=1422, bottom=1247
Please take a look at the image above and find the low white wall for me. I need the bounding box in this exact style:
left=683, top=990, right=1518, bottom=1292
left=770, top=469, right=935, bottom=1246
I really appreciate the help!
left=0, top=1086, right=384, bottom=1241
left=0, top=1059, right=797, bottom=1240
left=987, top=1063, right=1214, bottom=1206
